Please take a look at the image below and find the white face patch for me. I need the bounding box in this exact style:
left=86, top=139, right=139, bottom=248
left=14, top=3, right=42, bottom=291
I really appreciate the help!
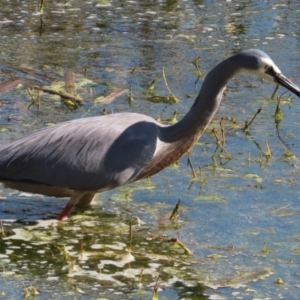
left=260, top=56, right=281, bottom=74
left=245, top=56, right=282, bottom=83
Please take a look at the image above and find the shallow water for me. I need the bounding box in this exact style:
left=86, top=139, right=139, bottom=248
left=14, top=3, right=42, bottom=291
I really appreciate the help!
left=1, top=0, right=300, bottom=299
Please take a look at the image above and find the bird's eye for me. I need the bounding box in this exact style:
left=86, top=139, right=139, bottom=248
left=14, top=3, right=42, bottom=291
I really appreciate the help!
left=265, top=65, right=273, bottom=73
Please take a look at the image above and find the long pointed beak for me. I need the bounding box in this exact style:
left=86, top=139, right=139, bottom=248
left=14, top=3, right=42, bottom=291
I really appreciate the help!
left=274, top=73, right=300, bottom=97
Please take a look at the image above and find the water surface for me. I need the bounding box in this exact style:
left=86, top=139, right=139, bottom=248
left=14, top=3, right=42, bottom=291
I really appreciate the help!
left=1, top=1, right=300, bottom=299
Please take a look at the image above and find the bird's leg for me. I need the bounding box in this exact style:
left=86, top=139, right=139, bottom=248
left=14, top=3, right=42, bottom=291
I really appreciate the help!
left=75, top=192, right=96, bottom=207
left=58, top=191, right=89, bottom=221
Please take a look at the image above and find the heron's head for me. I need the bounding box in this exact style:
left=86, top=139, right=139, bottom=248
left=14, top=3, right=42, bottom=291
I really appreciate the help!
left=237, top=49, right=300, bottom=97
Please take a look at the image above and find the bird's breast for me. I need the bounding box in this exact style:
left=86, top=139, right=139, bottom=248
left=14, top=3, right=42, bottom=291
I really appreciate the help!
left=137, top=134, right=198, bottom=180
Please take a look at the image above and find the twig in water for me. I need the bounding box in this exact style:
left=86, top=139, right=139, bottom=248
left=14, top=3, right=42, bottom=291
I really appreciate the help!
left=187, top=157, right=197, bottom=178
left=244, top=108, right=262, bottom=131
left=211, top=127, right=232, bottom=159
left=191, top=55, right=201, bottom=78
left=152, top=276, right=160, bottom=300
left=199, top=166, right=207, bottom=184
left=271, top=84, right=279, bottom=100
left=31, top=85, right=83, bottom=106
left=290, top=170, right=295, bottom=183
left=64, top=71, right=76, bottom=94
left=218, top=142, right=232, bottom=160
left=128, top=85, right=134, bottom=103
left=278, top=140, right=295, bottom=157
left=148, top=233, right=193, bottom=255
left=168, top=237, right=193, bottom=255
left=27, top=88, right=40, bottom=118
left=274, top=96, right=283, bottom=125
left=38, top=0, right=45, bottom=12
left=0, top=220, right=6, bottom=238
left=162, top=67, right=179, bottom=103
left=212, top=127, right=222, bottom=144
left=275, top=91, right=290, bottom=129
left=247, top=151, right=251, bottom=162
left=139, top=268, right=144, bottom=286
left=271, top=203, right=291, bottom=215
left=0, top=79, right=23, bottom=92
left=80, top=239, right=84, bottom=260
left=146, top=76, right=159, bottom=97
left=212, top=155, right=218, bottom=168
left=169, top=199, right=181, bottom=220
left=101, top=89, right=128, bottom=104
left=220, top=117, right=225, bottom=144
left=264, top=141, right=272, bottom=157
left=128, top=220, right=133, bottom=252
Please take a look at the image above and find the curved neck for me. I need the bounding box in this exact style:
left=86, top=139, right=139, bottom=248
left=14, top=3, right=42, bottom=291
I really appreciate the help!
left=161, top=57, right=238, bottom=143
left=138, top=56, right=243, bottom=179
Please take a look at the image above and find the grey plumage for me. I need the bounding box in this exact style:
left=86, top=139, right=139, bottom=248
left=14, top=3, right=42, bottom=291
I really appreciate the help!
left=0, top=114, right=159, bottom=190
left=1, top=49, right=299, bottom=220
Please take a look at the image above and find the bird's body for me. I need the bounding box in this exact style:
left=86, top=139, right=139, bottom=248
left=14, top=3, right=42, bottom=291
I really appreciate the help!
left=1, top=49, right=300, bottom=220
left=0, top=113, right=161, bottom=192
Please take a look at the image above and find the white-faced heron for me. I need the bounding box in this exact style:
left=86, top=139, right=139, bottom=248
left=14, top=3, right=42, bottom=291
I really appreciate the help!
left=1, top=49, right=300, bottom=220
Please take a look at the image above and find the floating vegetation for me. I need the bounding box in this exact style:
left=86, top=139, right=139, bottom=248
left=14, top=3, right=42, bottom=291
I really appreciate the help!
left=278, top=140, right=295, bottom=159
left=191, top=55, right=201, bottom=79
left=0, top=213, right=197, bottom=297
left=262, top=141, right=272, bottom=157
left=146, top=95, right=177, bottom=104
left=274, top=95, right=283, bottom=125
left=261, top=243, right=275, bottom=254
left=275, top=277, right=284, bottom=285
left=194, top=193, right=227, bottom=203
left=97, top=88, right=128, bottom=105
left=211, top=268, right=273, bottom=288
left=243, top=173, right=263, bottom=182
left=147, top=233, right=193, bottom=255
left=145, top=68, right=179, bottom=104
left=31, top=84, right=83, bottom=108
left=109, top=184, right=155, bottom=202
left=23, top=285, right=39, bottom=298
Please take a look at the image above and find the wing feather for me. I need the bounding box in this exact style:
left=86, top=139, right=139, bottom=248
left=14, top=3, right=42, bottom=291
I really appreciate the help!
left=0, top=113, right=160, bottom=191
